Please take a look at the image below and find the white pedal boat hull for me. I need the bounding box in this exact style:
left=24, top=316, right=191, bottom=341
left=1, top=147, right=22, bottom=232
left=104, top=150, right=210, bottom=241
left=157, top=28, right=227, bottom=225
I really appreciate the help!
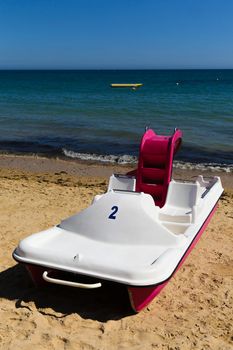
left=13, top=175, right=223, bottom=312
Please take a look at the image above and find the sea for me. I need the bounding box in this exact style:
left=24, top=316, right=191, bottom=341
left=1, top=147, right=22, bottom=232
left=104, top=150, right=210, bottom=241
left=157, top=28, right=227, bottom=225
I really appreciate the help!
left=0, top=69, right=232, bottom=172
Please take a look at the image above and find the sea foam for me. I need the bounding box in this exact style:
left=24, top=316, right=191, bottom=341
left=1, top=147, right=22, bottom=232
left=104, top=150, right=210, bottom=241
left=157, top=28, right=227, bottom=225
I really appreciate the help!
left=62, top=148, right=233, bottom=172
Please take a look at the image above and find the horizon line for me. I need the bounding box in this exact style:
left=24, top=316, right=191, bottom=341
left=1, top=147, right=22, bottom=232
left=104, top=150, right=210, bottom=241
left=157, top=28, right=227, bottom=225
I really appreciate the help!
left=0, top=68, right=233, bottom=71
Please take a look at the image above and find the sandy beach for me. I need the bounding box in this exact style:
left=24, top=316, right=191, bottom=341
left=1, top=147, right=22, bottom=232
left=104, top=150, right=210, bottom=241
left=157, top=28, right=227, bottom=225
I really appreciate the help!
left=0, top=155, right=232, bottom=350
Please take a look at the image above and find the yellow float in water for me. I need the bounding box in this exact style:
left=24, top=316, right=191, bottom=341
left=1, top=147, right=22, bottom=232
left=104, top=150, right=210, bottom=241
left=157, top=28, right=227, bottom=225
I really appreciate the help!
left=110, top=83, right=143, bottom=89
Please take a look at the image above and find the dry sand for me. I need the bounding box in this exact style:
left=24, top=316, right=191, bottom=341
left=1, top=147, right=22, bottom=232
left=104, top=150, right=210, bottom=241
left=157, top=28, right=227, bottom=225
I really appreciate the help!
left=0, top=155, right=232, bottom=350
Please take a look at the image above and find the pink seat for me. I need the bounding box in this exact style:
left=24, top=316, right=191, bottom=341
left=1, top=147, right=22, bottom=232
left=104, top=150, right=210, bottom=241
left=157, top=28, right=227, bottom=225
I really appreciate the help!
left=136, top=128, right=182, bottom=207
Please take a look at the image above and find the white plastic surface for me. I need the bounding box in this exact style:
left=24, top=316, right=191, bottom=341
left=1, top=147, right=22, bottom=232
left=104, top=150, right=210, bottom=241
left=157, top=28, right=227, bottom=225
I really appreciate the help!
left=107, top=174, right=136, bottom=192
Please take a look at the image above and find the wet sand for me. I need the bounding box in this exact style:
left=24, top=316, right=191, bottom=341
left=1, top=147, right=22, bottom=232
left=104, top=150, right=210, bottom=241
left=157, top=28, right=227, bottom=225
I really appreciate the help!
left=0, top=155, right=232, bottom=349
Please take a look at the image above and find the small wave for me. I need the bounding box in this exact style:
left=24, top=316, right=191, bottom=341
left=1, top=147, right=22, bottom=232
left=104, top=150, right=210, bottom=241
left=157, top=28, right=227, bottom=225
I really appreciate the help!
left=62, top=148, right=233, bottom=172
left=173, top=161, right=233, bottom=173
left=62, top=149, right=137, bottom=165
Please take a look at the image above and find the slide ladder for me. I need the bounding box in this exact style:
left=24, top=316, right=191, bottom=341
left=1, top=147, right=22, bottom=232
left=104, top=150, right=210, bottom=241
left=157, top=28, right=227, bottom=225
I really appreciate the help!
left=136, top=128, right=182, bottom=207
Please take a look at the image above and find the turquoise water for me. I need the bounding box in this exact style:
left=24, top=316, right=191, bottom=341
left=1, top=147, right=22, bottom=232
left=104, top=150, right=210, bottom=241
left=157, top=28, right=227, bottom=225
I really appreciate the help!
left=0, top=70, right=232, bottom=170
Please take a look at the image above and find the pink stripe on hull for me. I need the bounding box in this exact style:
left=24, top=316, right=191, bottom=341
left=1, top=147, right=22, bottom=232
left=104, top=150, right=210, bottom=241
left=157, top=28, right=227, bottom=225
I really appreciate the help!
left=128, top=204, right=218, bottom=312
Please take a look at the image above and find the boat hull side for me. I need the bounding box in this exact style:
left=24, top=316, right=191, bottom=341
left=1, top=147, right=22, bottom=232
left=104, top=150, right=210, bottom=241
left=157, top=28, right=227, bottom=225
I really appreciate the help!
left=128, top=203, right=218, bottom=312
left=26, top=264, right=47, bottom=286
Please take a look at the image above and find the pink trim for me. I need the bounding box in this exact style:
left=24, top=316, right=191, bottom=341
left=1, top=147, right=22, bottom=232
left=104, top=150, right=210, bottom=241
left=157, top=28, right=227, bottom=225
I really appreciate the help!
left=128, top=204, right=218, bottom=312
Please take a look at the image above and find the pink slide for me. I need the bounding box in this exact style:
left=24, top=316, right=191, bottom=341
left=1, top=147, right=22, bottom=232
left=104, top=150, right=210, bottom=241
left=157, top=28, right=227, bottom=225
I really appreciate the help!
left=136, top=128, right=182, bottom=207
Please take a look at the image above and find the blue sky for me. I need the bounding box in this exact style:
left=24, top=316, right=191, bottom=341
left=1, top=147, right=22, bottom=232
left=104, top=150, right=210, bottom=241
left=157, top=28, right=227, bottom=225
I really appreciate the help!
left=1, top=0, right=233, bottom=69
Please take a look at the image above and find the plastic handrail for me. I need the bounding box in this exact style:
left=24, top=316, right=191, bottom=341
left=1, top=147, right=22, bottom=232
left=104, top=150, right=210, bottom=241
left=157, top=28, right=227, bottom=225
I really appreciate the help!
left=42, top=271, right=102, bottom=289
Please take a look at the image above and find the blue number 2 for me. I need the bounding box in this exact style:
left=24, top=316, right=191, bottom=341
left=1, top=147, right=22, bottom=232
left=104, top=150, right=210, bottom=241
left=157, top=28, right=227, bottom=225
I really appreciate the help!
left=108, top=206, right=118, bottom=220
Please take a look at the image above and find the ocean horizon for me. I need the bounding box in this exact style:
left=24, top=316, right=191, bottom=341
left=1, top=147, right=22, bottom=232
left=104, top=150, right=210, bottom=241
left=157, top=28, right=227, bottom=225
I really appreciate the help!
left=0, top=69, right=232, bottom=172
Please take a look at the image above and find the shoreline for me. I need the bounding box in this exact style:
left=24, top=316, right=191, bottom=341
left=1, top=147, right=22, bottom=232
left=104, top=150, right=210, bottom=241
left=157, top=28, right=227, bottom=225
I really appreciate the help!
left=0, top=153, right=232, bottom=189
left=1, top=148, right=233, bottom=171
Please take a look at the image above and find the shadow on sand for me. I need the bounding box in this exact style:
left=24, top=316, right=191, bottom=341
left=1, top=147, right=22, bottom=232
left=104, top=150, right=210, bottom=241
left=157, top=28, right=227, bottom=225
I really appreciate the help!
left=0, top=264, right=134, bottom=322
